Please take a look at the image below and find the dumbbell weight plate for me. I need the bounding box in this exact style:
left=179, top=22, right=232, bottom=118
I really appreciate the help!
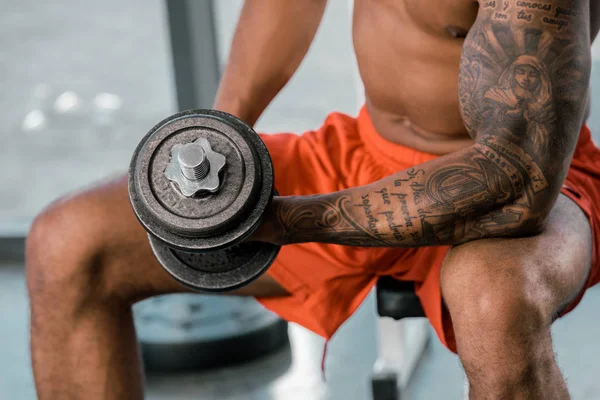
left=149, top=235, right=280, bottom=292
left=129, top=109, right=280, bottom=291
left=128, top=109, right=274, bottom=252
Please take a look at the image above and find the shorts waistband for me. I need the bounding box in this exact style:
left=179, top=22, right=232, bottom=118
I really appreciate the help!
left=357, top=105, right=595, bottom=170
left=357, top=105, right=441, bottom=171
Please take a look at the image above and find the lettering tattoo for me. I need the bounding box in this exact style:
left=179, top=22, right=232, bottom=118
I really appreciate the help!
left=517, top=9, right=533, bottom=21
left=394, top=168, right=425, bottom=187
left=391, top=193, right=417, bottom=227
left=542, top=16, right=569, bottom=29
left=555, top=6, right=576, bottom=18
left=515, top=1, right=552, bottom=12
left=354, top=194, right=387, bottom=239
left=376, top=188, right=391, bottom=205
left=272, top=0, right=590, bottom=248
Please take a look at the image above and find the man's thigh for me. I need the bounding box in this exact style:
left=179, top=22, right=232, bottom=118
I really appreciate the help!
left=37, top=174, right=288, bottom=301
left=440, top=193, right=594, bottom=344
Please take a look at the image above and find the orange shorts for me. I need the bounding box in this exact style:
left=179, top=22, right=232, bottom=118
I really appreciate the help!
left=256, top=106, right=600, bottom=355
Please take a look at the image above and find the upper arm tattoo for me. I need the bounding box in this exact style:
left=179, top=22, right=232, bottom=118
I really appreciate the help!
left=460, top=0, right=590, bottom=169
left=455, top=0, right=591, bottom=238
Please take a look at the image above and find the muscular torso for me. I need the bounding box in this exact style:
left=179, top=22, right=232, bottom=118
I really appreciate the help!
left=353, top=0, right=599, bottom=155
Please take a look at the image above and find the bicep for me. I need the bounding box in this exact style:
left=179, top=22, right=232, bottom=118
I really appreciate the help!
left=458, top=0, right=591, bottom=221
left=459, top=0, right=591, bottom=169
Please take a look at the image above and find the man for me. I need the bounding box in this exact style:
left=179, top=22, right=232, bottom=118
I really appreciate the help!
left=26, top=0, right=600, bottom=398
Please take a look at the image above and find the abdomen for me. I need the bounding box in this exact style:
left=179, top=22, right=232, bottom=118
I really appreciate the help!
left=352, top=0, right=473, bottom=141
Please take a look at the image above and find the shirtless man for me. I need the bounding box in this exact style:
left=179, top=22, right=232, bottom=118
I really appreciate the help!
left=26, top=0, right=600, bottom=399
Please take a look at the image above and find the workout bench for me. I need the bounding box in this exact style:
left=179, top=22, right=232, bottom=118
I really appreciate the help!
left=371, top=277, right=430, bottom=400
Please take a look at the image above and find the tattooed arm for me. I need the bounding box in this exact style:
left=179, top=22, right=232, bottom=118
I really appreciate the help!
left=259, top=0, right=591, bottom=247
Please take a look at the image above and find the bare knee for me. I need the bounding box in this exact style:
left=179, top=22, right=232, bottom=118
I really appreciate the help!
left=443, top=196, right=593, bottom=344
left=441, top=240, right=554, bottom=350
left=442, top=240, right=573, bottom=396
left=26, top=195, right=113, bottom=309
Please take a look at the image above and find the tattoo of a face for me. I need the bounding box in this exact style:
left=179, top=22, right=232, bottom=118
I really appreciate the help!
left=460, top=2, right=588, bottom=163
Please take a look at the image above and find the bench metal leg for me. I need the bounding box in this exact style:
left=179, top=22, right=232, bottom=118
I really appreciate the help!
left=371, top=318, right=430, bottom=399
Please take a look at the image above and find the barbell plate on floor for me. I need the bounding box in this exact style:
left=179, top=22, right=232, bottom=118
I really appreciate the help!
left=134, top=294, right=289, bottom=373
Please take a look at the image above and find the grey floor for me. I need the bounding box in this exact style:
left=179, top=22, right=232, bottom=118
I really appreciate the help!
left=1, top=1, right=600, bottom=399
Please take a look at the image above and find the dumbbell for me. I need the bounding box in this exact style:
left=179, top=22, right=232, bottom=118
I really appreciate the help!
left=128, top=109, right=280, bottom=292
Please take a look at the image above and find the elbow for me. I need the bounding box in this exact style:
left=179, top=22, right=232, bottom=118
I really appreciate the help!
left=464, top=198, right=553, bottom=242
left=493, top=197, right=555, bottom=239
left=509, top=169, right=567, bottom=237
left=512, top=210, right=549, bottom=237
left=487, top=155, right=560, bottom=238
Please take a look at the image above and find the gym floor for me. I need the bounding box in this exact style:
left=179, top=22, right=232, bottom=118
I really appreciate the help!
left=1, top=1, right=600, bottom=399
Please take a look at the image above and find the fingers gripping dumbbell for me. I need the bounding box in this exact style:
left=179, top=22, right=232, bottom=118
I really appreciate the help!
left=128, top=110, right=280, bottom=292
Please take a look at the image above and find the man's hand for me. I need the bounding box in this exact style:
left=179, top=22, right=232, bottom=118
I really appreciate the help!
left=245, top=201, right=285, bottom=244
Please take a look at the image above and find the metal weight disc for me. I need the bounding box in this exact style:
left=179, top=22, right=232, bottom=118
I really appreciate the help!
left=133, top=294, right=289, bottom=372
left=128, top=109, right=275, bottom=252
left=149, top=235, right=281, bottom=292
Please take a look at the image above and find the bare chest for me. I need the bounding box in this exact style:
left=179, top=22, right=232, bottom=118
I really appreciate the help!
left=402, top=0, right=480, bottom=39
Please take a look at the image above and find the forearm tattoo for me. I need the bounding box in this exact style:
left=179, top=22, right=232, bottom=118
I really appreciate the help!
left=275, top=0, right=590, bottom=247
